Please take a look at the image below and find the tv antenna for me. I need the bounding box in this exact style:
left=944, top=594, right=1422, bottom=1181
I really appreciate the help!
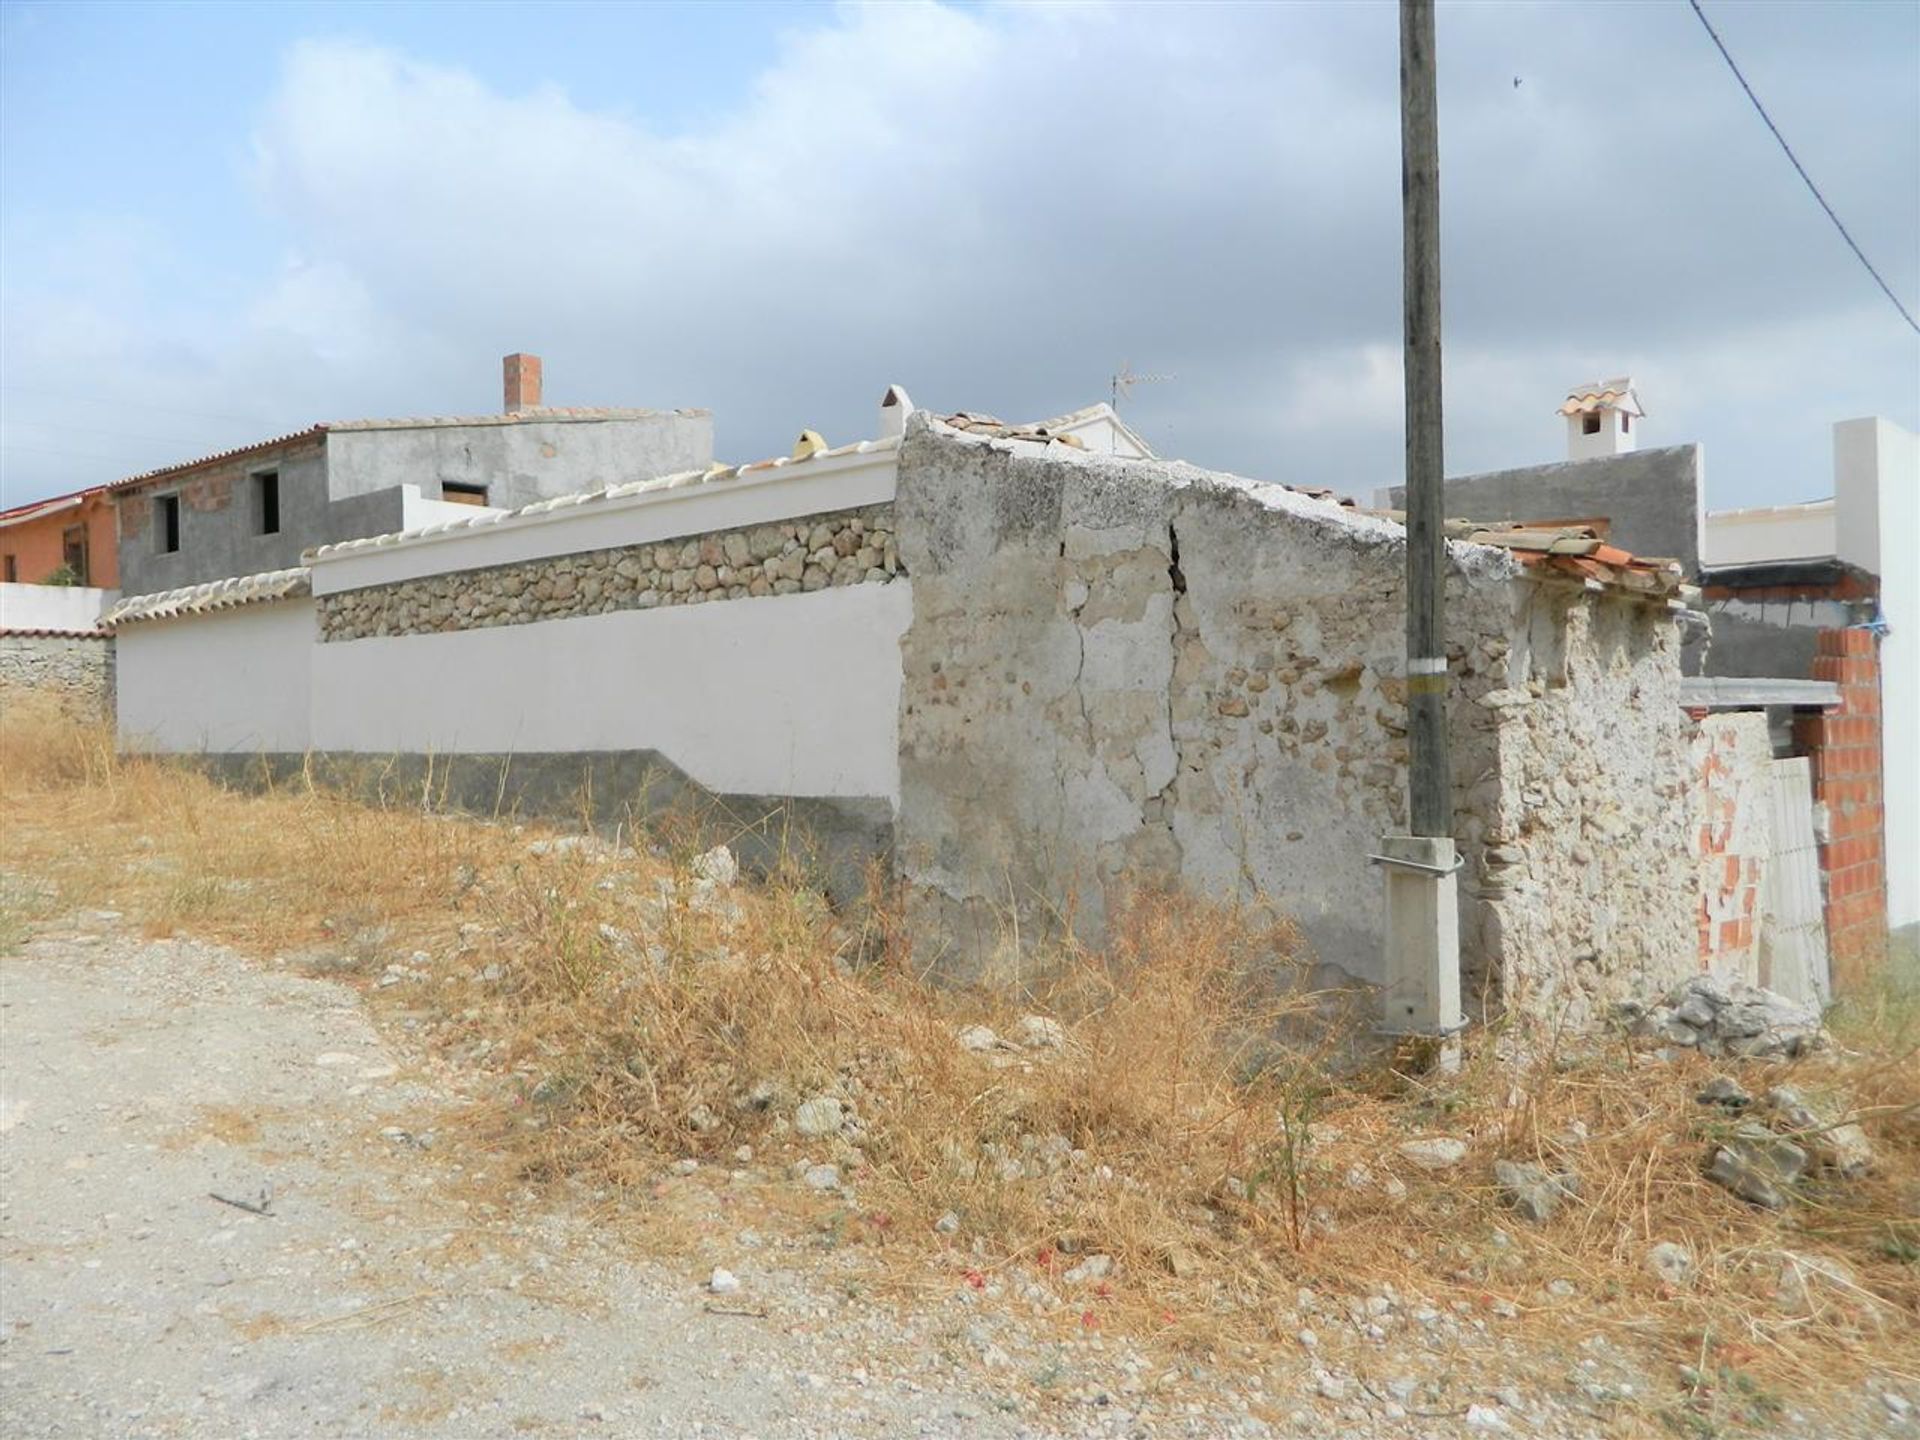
left=1110, top=362, right=1174, bottom=412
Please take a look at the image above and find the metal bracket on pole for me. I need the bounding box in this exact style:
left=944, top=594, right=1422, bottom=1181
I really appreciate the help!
left=1368, top=851, right=1465, bottom=878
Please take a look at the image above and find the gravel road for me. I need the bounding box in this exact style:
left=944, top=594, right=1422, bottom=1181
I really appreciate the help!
left=2, top=914, right=1906, bottom=1439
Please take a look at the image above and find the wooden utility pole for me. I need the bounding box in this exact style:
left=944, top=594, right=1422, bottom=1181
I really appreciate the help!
left=1400, top=0, right=1451, bottom=838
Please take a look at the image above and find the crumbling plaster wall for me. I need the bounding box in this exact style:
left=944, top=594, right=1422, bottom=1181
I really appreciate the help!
left=895, top=424, right=1694, bottom=1015
left=1482, top=590, right=1698, bottom=1025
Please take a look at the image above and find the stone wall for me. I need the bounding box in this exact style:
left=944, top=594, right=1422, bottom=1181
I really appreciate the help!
left=0, top=633, right=115, bottom=716
left=894, top=423, right=1696, bottom=1020
left=1477, top=594, right=1699, bottom=1025
left=319, top=505, right=900, bottom=641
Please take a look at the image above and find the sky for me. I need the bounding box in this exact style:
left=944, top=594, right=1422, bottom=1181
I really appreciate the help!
left=1, top=0, right=1915, bottom=513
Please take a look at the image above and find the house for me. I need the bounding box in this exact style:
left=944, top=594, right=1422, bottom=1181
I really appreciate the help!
left=109, top=354, right=713, bottom=597
left=0, top=483, right=118, bottom=587
left=105, top=387, right=1699, bottom=1027
left=1382, top=383, right=1911, bottom=994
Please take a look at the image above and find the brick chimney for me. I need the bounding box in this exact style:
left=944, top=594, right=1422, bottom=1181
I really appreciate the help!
left=503, top=353, right=543, bottom=413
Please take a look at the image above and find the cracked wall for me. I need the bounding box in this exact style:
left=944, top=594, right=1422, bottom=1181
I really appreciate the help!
left=894, top=425, right=1694, bottom=1015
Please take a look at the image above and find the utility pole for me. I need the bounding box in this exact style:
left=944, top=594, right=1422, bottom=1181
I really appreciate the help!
left=1377, top=0, right=1461, bottom=1046
left=1401, top=0, right=1450, bottom=839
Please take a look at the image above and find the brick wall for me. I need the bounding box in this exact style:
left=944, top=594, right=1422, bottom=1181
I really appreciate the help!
left=1795, top=627, right=1888, bottom=989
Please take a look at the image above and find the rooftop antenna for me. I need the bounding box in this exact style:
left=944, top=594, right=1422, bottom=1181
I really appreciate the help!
left=1110, top=361, right=1174, bottom=412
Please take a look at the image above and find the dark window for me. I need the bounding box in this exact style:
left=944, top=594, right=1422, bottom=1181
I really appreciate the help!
left=2, top=554, right=16, bottom=583
left=254, top=471, right=280, bottom=535
left=62, top=525, right=89, bottom=584
left=1620, top=413, right=1631, bottom=435
left=1581, top=412, right=1602, bottom=436
left=155, top=494, right=181, bottom=554
left=442, top=481, right=489, bottom=507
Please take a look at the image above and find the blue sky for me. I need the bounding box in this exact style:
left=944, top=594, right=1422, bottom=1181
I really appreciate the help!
left=2, top=0, right=1915, bottom=511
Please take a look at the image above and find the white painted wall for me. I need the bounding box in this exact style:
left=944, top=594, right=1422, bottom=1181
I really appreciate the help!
left=0, top=582, right=118, bottom=633
left=311, top=583, right=911, bottom=801
left=399, top=484, right=505, bottom=530
left=116, top=600, right=315, bottom=753
left=1701, top=501, right=1836, bottom=567
left=1835, top=417, right=1919, bottom=930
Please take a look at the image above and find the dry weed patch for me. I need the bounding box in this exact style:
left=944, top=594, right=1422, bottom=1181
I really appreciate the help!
left=3, top=706, right=1915, bottom=1433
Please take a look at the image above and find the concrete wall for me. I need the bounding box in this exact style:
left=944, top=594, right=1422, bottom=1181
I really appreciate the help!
left=323, top=413, right=714, bottom=510
left=114, top=600, right=314, bottom=753
left=1387, top=444, right=1705, bottom=576
left=894, top=425, right=1695, bottom=1012
left=1699, top=590, right=1855, bottom=680
left=0, top=633, right=114, bottom=715
left=1835, top=418, right=1918, bottom=930
left=0, top=582, right=117, bottom=633
left=116, top=443, right=379, bottom=597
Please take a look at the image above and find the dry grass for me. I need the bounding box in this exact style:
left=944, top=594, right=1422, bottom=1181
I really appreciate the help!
left=3, top=703, right=1915, bottom=1433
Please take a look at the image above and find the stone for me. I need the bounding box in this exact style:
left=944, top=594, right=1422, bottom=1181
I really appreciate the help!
left=1062, top=1254, right=1112, bottom=1286
left=1493, top=1159, right=1579, bottom=1223
left=802, top=1163, right=841, bottom=1191
left=934, top=1211, right=960, bottom=1235
left=793, top=1096, right=845, bottom=1138
left=1397, top=1138, right=1468, bottom=1170
left=1013, top=1014, right=1066, bottom=1049
left=1695, top=1075, right=1752, bottom=1108
left=1164, top=1245, right=1200, bottom=1279
left=691, top=845, right=738, bottom=889
left=708, top=1267, right=740, bottom=1294
left=956, top=1024, right=1004, bottom=1053
left=1763, top=1086, right=1874, bottom=1177
left=1707, top=1124, right=1808, bottom=1209
left=1771, top=1249, right=1863, bottom=1316
left=1645, top=1241, right=1695, bottom=1288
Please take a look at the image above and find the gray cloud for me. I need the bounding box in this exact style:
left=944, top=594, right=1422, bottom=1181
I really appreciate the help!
left=3, top=0, right=1914, bottom=511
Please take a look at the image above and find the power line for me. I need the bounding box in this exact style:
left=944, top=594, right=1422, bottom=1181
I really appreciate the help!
left=1687, top=0, right=1919, bottom=336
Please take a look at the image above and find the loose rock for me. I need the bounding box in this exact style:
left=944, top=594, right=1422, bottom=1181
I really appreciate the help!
left=1492, top=1159, right=1580, bottom=1223
left=1645, top=1241, right=1695, bottom=1288
left=1707, top=1124, right=1808, bottom=1209
left=1397, top=1137, right=1468, bottom=1170
left=793, top=1095, right=845, bottom=1138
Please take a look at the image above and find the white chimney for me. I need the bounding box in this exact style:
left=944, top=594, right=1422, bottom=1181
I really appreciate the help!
left=1559, top=377, right=1642, bottom=460
left=878, top=383, right=915, bottom=440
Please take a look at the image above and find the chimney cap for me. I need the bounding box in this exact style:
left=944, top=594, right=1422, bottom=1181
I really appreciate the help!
left=1558, top=377, right=1643, bottom=418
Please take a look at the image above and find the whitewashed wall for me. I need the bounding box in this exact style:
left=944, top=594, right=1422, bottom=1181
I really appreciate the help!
left=1836, top=417, right=1919, bottom=930
left=1701, top=501, right=1836, bottom=567
left=0, top=582, right=118, bottom=633
left=311, top=582, right=911, bottom=802
left=116, top=600, right=315, bottom=753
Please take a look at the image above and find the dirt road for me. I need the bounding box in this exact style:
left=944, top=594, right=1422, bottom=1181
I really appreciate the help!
left=0, top=917, right=1079, bottom=1439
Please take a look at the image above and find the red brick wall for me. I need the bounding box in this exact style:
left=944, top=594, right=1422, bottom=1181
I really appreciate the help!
left=1795, top=627, right=1888, bottom=990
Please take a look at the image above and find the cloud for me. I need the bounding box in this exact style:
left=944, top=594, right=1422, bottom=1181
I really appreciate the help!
left=3, top=0, right=1915, bottom=509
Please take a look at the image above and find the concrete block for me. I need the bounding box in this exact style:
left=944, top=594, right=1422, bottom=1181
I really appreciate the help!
left=1376, top=834, right=1462, bottom=1035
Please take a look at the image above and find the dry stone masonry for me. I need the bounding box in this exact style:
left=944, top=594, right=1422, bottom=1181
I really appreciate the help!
left=318, top=504, right=901, bottom=641
left=0, top=633, right=115, bottom=715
